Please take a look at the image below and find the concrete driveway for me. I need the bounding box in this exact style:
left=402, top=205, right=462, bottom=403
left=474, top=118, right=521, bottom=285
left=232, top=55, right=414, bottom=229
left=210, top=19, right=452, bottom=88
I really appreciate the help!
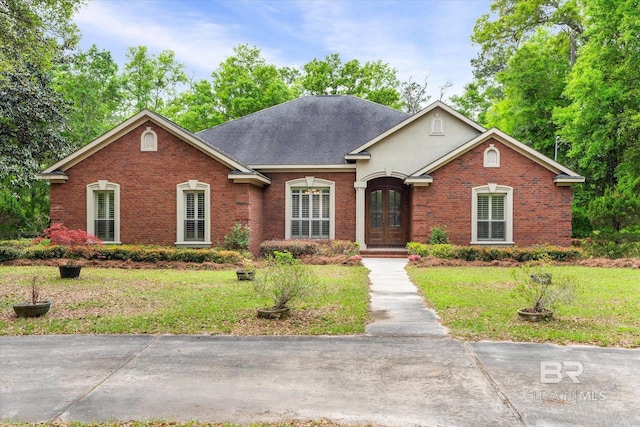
left=1, top=258, right=639, bottom=426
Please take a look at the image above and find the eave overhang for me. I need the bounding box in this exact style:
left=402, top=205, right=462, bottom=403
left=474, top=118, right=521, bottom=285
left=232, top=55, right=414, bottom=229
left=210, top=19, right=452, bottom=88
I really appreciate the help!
left=554, top=174, right=585, bottom=186
left=35, top=171, right=68, bottom=183
left=227, top=171, right=271, bottom=187
left=404, top=175, right=433, bottom=187
left=344, top=152, right=371, bottom=161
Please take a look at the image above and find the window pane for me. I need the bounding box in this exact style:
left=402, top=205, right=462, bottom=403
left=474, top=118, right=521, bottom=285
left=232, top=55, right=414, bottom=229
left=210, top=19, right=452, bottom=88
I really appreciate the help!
left=477, top=221, right=489, bottom=240
left=491, top=221, right=506, bottom=240
left=477, top=195, right=489, bottom=220
left=291, top=220, right=301, bottom=238
left=197, top=192, right=205, bottom=219
left=322, top=191, right=330, bottom=219
left=370, top=190, right=382, bottom=227
left=186, top=192, right=195, bottom=219
left=312, top=193, right=320, bottom=218
left=302, top=193, right=310, bottom=219
left=292, top=191, right=300, bottom=218
left=311, top=220, right=320, bottom=238
left=301, top=220, right=309, bottom=238
left=389, top=190, right=401, bottom=228
left=492, top=195, right=505, bottom=221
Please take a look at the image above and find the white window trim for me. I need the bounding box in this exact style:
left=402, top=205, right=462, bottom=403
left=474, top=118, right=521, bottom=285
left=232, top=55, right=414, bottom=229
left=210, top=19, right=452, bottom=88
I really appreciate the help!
left=484, top=144, right=500, bottom=168
left=285, top=177, right=335, bottom=240
left=86, top=180, right=121, bottom=244
left=140, top=127, right=158, bottom=151
left=176, top=180, right=211, bottom=247
left=471, top=184, right=514, bottom=246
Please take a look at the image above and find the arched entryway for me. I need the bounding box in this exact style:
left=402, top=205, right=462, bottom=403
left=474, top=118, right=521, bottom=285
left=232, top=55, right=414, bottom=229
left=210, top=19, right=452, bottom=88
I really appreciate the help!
left=365, top=177, right=409, bottom=247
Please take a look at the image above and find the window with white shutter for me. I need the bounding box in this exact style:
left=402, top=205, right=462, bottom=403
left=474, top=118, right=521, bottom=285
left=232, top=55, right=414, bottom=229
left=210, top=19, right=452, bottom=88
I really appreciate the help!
left=471, top=184, right=513, bottom=245
left=87, top=181, right=120, bottom=243
left=176, top=181, right=211, bottom=247
left=286, top=178, right=335, bottom=240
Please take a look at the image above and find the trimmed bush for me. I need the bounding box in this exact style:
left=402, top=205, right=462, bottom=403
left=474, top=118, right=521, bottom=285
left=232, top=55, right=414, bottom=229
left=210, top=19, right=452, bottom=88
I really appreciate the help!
left=0, top=246, right=20, bottom=262
left=260, top=240, right=360, bottom=258
left=1, top=242, right=242, bottom=265
left=406, top=242, right=584, bottom=262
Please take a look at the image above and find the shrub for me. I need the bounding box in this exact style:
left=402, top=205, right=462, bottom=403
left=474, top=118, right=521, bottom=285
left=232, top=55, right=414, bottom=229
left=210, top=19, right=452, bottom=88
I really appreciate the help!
left=223, top=223, right=250, bottom=251
left=428, top=225, right=450, bottom=244
left=511, top=264, right=577, bottom=313
left=254, top=250, right=320, bottom=309
left=405, top=242, right=584, bottom=263
left=0, top=246, right=19, bottom=262
left=43, top=224, right=102, bottom=246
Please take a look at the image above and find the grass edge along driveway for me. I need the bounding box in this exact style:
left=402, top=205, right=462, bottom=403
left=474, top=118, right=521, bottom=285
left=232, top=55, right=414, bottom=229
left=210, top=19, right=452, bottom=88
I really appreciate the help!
left=407, top=265, right=640, bottom=348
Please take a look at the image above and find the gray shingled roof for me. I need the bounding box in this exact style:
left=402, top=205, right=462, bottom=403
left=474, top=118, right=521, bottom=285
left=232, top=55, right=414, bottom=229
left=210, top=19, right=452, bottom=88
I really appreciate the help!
left=196, top=95, right=409, bottom=165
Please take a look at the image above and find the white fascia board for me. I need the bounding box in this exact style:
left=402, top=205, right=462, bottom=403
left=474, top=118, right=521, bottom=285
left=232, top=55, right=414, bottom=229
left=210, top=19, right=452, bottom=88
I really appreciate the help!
left=412, top=128, right=584, bottom=179
left=404, top=175, right=433, bottom=187
left=228, top=172, right=271, bottom=187
left=554, top=175, right=586, bottom=186
left=344, top=152, right=371, bottom=160
left=36, top=172, right=69, bottom=183
left=347, top=100, right=486, bottom=155
left=40, top=110, right=253, bottom=175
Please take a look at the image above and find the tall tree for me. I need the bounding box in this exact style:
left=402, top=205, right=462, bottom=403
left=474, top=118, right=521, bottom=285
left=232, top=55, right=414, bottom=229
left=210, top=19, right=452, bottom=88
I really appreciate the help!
left=211, top=44, right=295, bottom=121
left=555, top=0, right=640, bottom=199
left=0, top=0, right=82, bottom=189
left=485, top=29, right=572, bottom=158
left=301, top=53, right=402, bottom=108
left=121, top=46, right=188, bottom=114
left=471, top=0, right=583, bottom=81
left=163, top=79, right=224, bottom=132
left=400, top=76, right=430, bottom=114
left=449, top=79, right=494, bottom=124
left=54, top=45, right=124, bottom=146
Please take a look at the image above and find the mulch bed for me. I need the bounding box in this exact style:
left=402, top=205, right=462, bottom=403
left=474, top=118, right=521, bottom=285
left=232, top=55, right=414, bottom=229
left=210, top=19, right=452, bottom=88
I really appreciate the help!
left=2, top=256, right=639, bottom=269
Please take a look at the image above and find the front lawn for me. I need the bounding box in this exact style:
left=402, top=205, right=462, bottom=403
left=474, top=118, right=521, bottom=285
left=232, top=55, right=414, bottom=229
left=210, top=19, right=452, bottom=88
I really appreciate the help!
left=407, top=265, right=640, bottom=347
left=0, top=266, right=370, bottom=335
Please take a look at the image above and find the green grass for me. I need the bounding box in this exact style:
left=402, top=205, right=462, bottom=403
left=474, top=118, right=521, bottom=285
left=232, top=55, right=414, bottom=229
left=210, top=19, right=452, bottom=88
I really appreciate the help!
left=0, top=266, right=370, bottom=336
left=407, top=265, right=640, bottom=347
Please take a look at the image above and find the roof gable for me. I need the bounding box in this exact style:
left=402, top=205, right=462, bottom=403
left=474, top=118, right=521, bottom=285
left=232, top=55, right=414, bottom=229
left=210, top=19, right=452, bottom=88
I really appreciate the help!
left=347, top=100, right=486, bottom=157
left=410, top=127, right=585, bottom=185
left=38, top=110, right=269, bottom=185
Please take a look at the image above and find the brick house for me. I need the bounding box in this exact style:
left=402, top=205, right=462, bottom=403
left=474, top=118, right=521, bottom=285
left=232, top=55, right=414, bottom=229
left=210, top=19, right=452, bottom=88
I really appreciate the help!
left=37, top=96, right=584, bottom=253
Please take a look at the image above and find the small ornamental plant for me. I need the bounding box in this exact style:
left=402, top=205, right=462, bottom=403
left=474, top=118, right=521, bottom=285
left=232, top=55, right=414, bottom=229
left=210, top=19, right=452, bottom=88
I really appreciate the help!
left=40, top=224, right=102, bottom=266
left=253, top=250, right=320, bottom=314
left=408, top=254, right=422, bottom=262
left=512, top=264, right=577, bottom=319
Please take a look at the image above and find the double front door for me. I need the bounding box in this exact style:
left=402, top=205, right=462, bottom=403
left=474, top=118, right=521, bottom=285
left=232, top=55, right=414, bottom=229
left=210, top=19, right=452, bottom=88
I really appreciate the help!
left=366, top=178, right=408, bottom=247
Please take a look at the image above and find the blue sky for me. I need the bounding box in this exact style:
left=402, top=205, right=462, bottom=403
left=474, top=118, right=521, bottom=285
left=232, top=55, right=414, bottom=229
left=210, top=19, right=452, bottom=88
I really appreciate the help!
left=74, top=0, right=492, bottom=99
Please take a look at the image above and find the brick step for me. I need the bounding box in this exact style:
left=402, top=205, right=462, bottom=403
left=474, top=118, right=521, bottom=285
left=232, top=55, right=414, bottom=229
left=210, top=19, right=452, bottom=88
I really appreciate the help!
left=360, top=248, right=408, bottom=258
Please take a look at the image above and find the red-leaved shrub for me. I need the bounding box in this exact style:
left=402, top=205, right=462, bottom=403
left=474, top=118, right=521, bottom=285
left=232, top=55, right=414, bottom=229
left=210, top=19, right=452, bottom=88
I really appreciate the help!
left=43, top=224, right=102, bottom=246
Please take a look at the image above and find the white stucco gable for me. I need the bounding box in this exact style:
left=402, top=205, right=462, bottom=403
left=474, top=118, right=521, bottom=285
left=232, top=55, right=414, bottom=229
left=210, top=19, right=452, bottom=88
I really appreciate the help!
left=346, top=101, right=486, bottom=181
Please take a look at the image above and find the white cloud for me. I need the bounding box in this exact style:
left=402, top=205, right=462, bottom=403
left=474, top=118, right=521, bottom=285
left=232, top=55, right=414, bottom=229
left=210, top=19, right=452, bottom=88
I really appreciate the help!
left=73, top=0, right=490, bottom=97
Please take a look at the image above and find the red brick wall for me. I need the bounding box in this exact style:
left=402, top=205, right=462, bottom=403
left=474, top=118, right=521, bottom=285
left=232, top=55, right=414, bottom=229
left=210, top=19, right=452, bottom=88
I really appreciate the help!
left=261, top=172, right=357, bottom=241
left=50, top=121, right=262, bottom=248
left=410, top=139, right=574, bottom=247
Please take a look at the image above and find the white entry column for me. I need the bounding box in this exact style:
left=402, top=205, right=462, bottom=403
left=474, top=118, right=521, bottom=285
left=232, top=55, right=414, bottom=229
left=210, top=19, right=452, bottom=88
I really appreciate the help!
left=354, top=181, right=367, bottom=249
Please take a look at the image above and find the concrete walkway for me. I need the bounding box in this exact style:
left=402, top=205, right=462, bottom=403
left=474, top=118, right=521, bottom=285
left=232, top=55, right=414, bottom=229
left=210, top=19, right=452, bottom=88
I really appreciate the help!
left=364, top=258, right=448, bottom=337
left=1, top=259, right=639, bottom=426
